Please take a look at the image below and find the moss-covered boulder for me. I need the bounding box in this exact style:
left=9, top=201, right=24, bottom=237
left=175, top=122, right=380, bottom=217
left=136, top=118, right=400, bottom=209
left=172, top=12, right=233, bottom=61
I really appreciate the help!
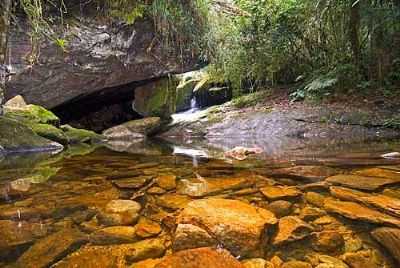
left=5, top=104, right=60, bottom=126
left=133, top=77, right=179, bottom=119
left=61, top=125, right=105, bottom=144
left=29, top=123, right=70, bottom=145
left=0, top=117, right=63, bottom=154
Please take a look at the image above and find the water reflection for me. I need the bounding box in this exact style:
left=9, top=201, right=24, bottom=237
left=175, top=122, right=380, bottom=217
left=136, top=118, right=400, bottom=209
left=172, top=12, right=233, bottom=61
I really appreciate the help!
left=0, top=138, right=400, bottom=267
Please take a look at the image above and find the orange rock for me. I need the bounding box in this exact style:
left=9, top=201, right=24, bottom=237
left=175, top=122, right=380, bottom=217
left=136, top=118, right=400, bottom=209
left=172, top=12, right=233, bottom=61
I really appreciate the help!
left=155, top=247, right=244, bottom=268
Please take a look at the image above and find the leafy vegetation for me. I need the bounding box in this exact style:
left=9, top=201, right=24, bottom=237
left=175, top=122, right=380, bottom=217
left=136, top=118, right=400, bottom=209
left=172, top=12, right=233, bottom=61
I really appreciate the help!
left=208, top=0, right=400, bottom=99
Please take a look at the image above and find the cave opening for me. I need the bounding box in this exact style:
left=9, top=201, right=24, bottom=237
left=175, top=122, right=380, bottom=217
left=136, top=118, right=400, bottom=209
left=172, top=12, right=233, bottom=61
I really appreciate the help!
left=51, top=80, right=151, bottom=133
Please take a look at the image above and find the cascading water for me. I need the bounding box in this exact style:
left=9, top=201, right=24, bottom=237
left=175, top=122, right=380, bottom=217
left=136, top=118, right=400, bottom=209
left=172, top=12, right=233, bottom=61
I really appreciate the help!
left=183, top=97, right=199, bottom=114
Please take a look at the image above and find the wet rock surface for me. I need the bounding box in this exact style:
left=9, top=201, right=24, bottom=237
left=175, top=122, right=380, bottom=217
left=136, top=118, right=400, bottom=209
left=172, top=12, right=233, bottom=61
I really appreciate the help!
left=155, top=247, right=244, bottom=268
left=1, top=142, right=400, bottom=267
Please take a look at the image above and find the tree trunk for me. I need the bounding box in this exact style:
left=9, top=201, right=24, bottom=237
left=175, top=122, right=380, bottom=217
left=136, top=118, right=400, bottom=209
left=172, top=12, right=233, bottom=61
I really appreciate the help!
left=0, top=0, right=11, bottom=115
left=349, top=0, right=361, bottom=69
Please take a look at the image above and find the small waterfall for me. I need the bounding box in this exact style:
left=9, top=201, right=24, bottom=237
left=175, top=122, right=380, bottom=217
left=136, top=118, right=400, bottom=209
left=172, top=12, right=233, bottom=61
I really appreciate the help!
left=182, top=97, right=199, bottom=114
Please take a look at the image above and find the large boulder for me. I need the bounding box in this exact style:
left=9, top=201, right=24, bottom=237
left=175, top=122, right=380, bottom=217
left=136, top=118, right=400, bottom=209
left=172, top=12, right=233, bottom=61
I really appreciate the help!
left=132, top=77, right=179, bottom=119
left=174, top=198, right=277, bottom=257
left=103, top=117, right=161, bottom=140
left=6, top=12, right=196, bottom=109
left=0, top=117, right=63, bottom=154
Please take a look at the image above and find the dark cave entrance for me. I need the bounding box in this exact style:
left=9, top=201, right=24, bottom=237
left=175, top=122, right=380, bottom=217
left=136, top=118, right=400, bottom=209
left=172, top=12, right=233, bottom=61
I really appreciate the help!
left=52, top=81, right=147, bottom=133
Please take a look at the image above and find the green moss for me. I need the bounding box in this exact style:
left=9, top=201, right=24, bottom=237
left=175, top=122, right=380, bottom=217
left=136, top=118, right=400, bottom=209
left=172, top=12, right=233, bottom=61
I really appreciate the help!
left=5, top=105, right=60, bottom=126
left=22, top=166, right=61, bottom=184
left=231, top=90, right=271, bottom=108
left=61, top=125, right=105, bottom=144
left=0, top=117, right=63, bottom=153
left=29, top=123, right=70, bottom=145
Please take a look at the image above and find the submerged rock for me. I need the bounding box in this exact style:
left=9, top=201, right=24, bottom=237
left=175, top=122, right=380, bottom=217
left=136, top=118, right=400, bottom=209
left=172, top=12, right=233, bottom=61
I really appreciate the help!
left=173, top=223, right=218, bottom=252
left=97, top=200, right=141, bottom=226
left=177, top=176, right=252, bottom=197
left=266, top=200, right=293, bottom=218
left=175, top=198, right=277, bottom=257
left=272, top=216, right=313, bottom=246
left=330, top=186, right=400, bottom=217
left=241, top=258, right=268, bottom=268
left=15, top=228, right=88, bottom=268
left=90, top=226, right=138, bottom=245
left=53, top=238, right=166, bottom=267
left=312, top=231, right=345, bottom=253
left=135, top=217, right=162, bottom=238
left=326, top=174, right=400, bottom=191
left=155, top=247, right=244, bottom=268
left=0, top=220, right=49, bottom=251
left=260, top=185, right=302, bottom=201
left=342, top=250, right=382, bottom=268
left=371, top=227, right=400, bottom=264
left=103, top=117, right=162, bottom=140
left=324, top=199, right=400, bottom=227
left=281, top=261, right=312, bottom=268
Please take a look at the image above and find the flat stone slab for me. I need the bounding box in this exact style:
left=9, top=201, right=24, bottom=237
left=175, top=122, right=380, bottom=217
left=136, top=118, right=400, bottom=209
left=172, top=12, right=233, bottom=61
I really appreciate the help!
left=330, top=186, right=400, bottom=217
left=324, top=199, right=400, bottom=227
left=16, top=228, right=88, bottom=268
left=272, top=216, right=313, bottom=246
left=177, top=177, right=253, bottom=197
left=325, top=174, right=400, bottom=191
left=53, top=238, right=166, bottom=267
left=260, top=185, right=302, bottom=200
left=372, top=227, right=400, bottom=264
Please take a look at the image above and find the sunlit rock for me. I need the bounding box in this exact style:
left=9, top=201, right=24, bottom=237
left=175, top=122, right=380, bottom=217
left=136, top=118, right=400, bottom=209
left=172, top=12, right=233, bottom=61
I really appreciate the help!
left=177, top=176, right=252, bottom=197
left=175, top=198, right=277, bottom=257
left=154, top=247, right=244, bottom=268
left=281, top=261, right=312, bottom=268
left=135, top=217, right=162, bottom=238
left=90, top=226, right=138, bottom=245
left=97, top=200, right=141, bottom=226
left=311, top=231, right=344, bottom=253
left=103, top=117, right=161, bottom=140
left=53, top=238, right=166, bottom=267
left=330, top=186, right=400, bottom=217
left=326, top=174, right=400, bottom=191
left=260, top=185, right=302, bottom=201
left=342, top=250, right=383, bottom=268
left=266, top=200, right=293, bottom=218
left=371, top=227, right=400, bottom=264
left=0, top=220, right=49, bottom=251
left=324, top=198, right=400, bottom=227
left=173, top=224, right=218, bottom=252
left=272, top=216, right=313, bottom=246
left=15, top=228, right=88, bottom=268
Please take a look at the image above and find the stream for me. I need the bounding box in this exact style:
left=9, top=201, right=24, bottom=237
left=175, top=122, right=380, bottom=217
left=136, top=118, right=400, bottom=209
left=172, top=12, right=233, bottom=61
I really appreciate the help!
left=1, top=137, right=400, bottom=267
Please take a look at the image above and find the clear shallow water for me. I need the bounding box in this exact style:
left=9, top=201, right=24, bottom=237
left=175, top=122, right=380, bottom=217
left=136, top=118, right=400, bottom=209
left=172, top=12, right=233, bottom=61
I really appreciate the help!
left=1, top=138, right=400, bottom=267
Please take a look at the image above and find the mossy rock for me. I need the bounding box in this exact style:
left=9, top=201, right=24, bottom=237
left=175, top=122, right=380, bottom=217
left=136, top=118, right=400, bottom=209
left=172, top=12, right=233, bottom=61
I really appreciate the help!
left=28, top=123, right=70, bottom=145
left=61, top=125, right=105, bottom=144
left=5, top=105, right=60, bottom=126
left=133, top=77, right=179, bottom=119
left=0, top=117, right=63, bottom=154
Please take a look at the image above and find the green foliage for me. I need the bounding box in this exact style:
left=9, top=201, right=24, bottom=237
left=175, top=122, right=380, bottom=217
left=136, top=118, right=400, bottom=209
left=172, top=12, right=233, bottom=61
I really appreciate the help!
left=210, top=0, right=400, bottom=98
left=383, top=117, right=400, bottom=130
left=231, top=90, right=271, bottom=108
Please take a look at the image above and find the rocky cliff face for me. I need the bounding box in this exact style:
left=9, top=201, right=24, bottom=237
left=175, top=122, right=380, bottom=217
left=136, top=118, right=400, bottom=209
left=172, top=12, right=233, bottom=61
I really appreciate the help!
left=5, top=15, right=197, bottom=109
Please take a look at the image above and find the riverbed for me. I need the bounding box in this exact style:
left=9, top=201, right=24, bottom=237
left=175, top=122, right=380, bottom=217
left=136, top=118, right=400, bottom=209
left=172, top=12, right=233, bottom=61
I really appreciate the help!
left=1, top=137, right=400, bottom=267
